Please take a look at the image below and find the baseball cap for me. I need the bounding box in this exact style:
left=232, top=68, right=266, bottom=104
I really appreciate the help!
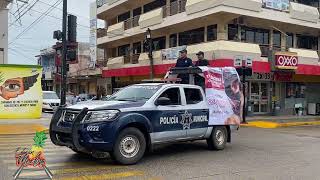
left=179, top=49, right=187, bottom=53
left=196, top=51, right=204, bottom=56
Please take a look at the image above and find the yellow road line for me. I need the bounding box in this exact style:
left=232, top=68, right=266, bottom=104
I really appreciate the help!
left=241, top=121, right=320, bottom=129
left=16, top=165, right=123, bottom=177
left=0, top=144, right=67, bottom=151
left=2, top=153, right=78, bottom=164
left=0, top=142, right=57, bottom=148
left=56, top=171, right=144, bottom=180
left=7, top=161, right=102, bottom=170
left=0, top=124, right=48, bottom=135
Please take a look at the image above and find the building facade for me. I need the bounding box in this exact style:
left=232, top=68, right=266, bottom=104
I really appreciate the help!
left=37, top=48, right=56, bottom=92
left=0, top=0, right=9, bottom=64
left=96, top=0, right=320, bottom=116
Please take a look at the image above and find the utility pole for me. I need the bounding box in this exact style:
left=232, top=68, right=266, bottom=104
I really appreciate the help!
left=146, top=28, right=154, bottom=79
left=242, top=66, right=247, bottom=124
left=60, top=0, right=67, bottom=105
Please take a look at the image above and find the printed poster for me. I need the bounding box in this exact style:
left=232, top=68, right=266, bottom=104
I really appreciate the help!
left=0, top=64, right=42, bottom=119
left=162, top=45, right=187, bottom=60
left=199, top=67, right=242, bottom=125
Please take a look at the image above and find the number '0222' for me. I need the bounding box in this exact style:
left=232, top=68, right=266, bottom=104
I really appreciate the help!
left=86, top=126, right=99, bottom=132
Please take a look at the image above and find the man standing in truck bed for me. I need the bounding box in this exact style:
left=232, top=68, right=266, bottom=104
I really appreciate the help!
left=175, top=49, right=193, bottom=84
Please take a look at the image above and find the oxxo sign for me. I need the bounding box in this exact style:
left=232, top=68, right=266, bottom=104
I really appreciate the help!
left=275, top=52, right=298, bottom=70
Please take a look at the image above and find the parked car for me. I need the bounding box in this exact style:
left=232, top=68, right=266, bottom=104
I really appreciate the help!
left=42, top=91, right=60, bottom=112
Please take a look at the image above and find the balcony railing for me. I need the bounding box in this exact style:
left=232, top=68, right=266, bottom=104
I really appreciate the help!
left=97, top=28, right=108, bottom=38
left=163, top=0, right=187, bottom=18
left=124, top=15, right=140, bottom=30
left=124, top=54, right=140, bottom=64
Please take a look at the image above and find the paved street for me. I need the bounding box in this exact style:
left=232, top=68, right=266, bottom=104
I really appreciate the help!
left=0, top=126, right=320, bottom=180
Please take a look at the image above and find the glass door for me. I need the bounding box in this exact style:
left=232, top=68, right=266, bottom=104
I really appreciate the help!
left=250, top=82, right=270, bottom=114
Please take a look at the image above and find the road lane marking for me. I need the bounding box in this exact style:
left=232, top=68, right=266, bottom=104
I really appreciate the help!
left=0, top=150, right=75, bottom=158
left=7, top=161, right=102, bottom=170
left=57, top=171, right=145, bottom=180
left=16, top=165, right=124, bottom=177
left=0, top=145, right=70, bottom=152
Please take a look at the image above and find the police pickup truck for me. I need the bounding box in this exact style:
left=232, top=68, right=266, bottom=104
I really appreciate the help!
left=50, top=68, right=240, bottom=165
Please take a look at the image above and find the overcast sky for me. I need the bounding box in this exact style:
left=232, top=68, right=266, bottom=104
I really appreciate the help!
left=8, top=0, right=94, bottom=65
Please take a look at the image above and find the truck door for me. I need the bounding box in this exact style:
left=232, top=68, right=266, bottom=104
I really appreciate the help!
left=152, top=87, right=187, bottom=143
left=182, top=87, right=209, bottom=138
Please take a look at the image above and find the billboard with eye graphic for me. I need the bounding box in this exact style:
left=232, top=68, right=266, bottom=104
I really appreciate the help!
left=0, top=64, right=42, bottom=119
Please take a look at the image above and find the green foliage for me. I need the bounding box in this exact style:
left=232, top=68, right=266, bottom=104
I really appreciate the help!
left=33, top=131, right=47, bottom=148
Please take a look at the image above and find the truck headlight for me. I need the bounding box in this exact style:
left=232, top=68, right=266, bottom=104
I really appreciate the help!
left=84, top=110, right=120, bottom=123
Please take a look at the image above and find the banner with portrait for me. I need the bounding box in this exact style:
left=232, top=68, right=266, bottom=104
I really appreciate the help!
left=199, top=67, right=242, bottom=125
left=0, top=64, right=42, bottom=119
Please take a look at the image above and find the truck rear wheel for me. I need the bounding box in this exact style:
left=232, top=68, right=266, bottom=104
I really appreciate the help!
left=111, top=127, right=146, bottom=165
left=207, top=126, right=227, bottom=150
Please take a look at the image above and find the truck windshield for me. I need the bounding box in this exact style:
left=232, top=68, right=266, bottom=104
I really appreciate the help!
left=108, top=85, right=161, bottom=102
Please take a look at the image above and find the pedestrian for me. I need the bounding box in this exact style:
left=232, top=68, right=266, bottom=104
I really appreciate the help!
left=195, top=51, right=209, bottom=67
left=175, top=49, right=193, bottom=84
left=71, top=95, right=78, bottom=105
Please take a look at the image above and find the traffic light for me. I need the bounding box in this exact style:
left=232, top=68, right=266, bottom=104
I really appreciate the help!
left=68, top=15, right=77, bottom=42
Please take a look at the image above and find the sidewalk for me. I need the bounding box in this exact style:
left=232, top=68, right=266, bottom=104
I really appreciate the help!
left=0, top=113, right=52, bottom=135
left=243, top=115, right=320, bottom=128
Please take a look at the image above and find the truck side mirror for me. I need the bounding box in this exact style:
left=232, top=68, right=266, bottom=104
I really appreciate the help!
left=155, top=97, right=171, bottom=106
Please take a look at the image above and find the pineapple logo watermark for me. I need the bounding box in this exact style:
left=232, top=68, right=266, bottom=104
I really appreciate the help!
left=13, top=131, right=53, bottom=180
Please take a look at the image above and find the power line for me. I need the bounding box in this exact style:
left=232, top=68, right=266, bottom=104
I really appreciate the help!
left=9, top=0, right=63, bottom=45
left=9, top=0, right=41, bottom=27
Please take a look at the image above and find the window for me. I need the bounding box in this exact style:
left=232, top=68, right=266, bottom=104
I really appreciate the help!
left=169, top=34, right=177, bottom=48
left=143, top=0, right=166, bottom=13
left=228, top=24, right=239, bottom=41
left=240, top=26, right=269, bottom=45
left=133, top=7, right=142, bottom=17
left=296, top=35, right=318, bottom=50
left=133, top=42, right=141, bottom=54
left=118, top=44, right=130, bottom=56
left=158, top=88, right=181, bottom=105
left=179, top=27, right=205, bottom=46
left=286, top=33, right=294, bottom=48
left=184, top=88, right=203, bottom=104
left=296, top=0, right=319, bottom=9
left=207, top=25, right=217, bottom=41
left=153, top=36, right=166, bottom=50
left=286, top=83, right=306, bottom=98
left=117, top=11, right=130, bottom=22
left=273, top=31, right=281, bottom=48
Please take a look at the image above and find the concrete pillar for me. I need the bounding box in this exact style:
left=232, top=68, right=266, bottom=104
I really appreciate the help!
left=204, top=26, right=208, bottom=42
left=293, top=34, right=297, bottom=48
left=269, top=29, right=273, bottom=50
left=165, top=34, right=170, bottom=48
left=0, top=8, right=8, bottom=64
left=237, top=25, right=242, bottom=41
left=281, top=33, right=287, bottom=51
left=217, top=23, right=227, bottom=40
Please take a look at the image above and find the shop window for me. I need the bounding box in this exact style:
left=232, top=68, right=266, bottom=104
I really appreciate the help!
left=286, top=83, right=306, bottom=98
left=184, top=88, right=203, bottom=104
left=240, top=26, right=269, bottom=45
left=286, top=33, right=294, bottom=49
left=117, top=11, right=130, bottom=23
left=296, top=35, right=318, bottom=50
left=118, top=44, right=130, bottom=56
left=179, top=27, right=205, bottom=46
left=207, top=25, right=217, bottom=41
left=169, top=34, right=177, bottom=48
left=143, top=0, right=166, bottom=13
left=158, top=88, right=181, bottom=105
left=153, top=36, right=166, bottom=51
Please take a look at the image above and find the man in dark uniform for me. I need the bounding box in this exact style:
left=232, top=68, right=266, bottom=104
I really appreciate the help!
left=194, top=51, right=209, bottom=90
left=195, top=51, right=209, bottom=66
left=175, top=49, right=193, bottom=84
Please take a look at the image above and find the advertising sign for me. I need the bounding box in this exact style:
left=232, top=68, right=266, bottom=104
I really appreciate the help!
left=199, top=67, right=242, bottom=125
left=0, top=65, right=42, bottom=119
left=263, top=0, right=289, bottom=11
left=162, top=45, right=187, bottom=60
left=275, top=52, right=298, bottom=70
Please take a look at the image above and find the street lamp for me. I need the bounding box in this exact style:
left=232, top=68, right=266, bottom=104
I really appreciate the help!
left=145, top=28, right=154, bottom=79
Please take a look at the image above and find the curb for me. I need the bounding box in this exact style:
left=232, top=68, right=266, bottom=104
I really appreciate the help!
left=0, top=124, right=49, bottom=135
left=241, top=121, right=320, bottom=129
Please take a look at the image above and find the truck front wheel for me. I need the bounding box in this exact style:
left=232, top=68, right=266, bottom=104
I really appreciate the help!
left=111, top=127, right=146, bottom=165
left=207, top=126, right=227, bottom=150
